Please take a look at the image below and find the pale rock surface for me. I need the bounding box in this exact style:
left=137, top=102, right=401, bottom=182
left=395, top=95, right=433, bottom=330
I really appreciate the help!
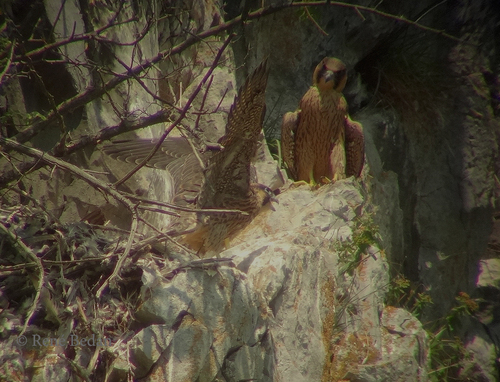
left=459, top=258, right=500, bottom=381
left=112, top=179, right=428, bottom=381
left=122, top=264, right=272, bottom=381
left=477, top=259, right=500, bottom=289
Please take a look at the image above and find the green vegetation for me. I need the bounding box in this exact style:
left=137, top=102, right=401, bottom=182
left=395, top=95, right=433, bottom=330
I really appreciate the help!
left=334, top=213, right=382, bottom=275
left=328, top=205, right=478, bottom=381
left=387, top=275, right=479, bottom=381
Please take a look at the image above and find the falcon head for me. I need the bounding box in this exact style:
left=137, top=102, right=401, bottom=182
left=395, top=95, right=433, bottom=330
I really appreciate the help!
left=251, top=183, right=279, bottom=211
left=313, top=57, right=347, bottom=92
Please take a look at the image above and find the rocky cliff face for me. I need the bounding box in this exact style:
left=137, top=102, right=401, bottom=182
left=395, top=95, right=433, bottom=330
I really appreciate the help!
left=1, top=0, right=499, bottom=381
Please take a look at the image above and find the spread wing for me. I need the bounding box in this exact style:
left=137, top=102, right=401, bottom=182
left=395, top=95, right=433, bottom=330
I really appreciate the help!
left=344, top=116, right=364, bottom=178
left=280, top=110, right=300, bottom=180
left=102, top=137, right=205, bottom=206
left=198, top=60, right=269, bottom=209
left=102, top=138, right=192, bottom=170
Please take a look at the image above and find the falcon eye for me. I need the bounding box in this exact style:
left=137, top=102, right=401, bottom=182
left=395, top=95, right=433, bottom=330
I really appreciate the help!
left=315, top=64, right=329, bottom=82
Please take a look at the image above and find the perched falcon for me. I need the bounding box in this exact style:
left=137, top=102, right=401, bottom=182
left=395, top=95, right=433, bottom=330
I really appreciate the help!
left=104, top=61, right=276, bottom=255
left=281, top=57, right=364, bottom=184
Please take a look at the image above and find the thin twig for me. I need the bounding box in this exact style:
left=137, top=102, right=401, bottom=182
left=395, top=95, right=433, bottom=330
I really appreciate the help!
left=137, top=218, right=196, bottom=256
left=113, top=54, right=181, bottom=112
left=95, top=211, right=138, bottom=297
left=194, top=75, right=214, bottom=131
left=0, top=42, right=15, bottom=85
left=17, top=16, right=136, bottom=63
left=414, top=0, right=447, bottom=24
left=307, top=1, right=460, bottom=41
left=1, top=139, right=137, bottom=217
left=181, top=74, right=216, bottom=170
left=0, top=138, right=140, bottom=298
left=354, top=7, right=366, bottom=21
left=137, top=205, right=180, bottom=216
left=124, top=192, right=248, bottom=215
left=304, top=7, right=328, bottom=36
left=213, top=87, right=228, bottom=114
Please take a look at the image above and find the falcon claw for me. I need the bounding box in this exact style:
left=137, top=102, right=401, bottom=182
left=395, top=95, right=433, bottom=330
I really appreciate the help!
left=320, top=176, right=332, bottom=184
left=289, top=180, right=317, bottom=190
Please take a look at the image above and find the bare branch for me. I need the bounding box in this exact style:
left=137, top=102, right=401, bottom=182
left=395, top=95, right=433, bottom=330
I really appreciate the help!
left=124, top=193, right=249, bottom=215
left=0, top=138, right=139, bottom=298
left=299, top=1, right=461, bottom=41
left=8, top=1, right=462, bottom=146
left=114, top=54, right=181, bottom=111
left=137, top=218, right=196, bottom=256
left=114, top=33, right=234, bottom=187
left=304, top=7, right=328, bottom=36
left=0, top=42, right=15, bottom=85
left=194, top=75, right=214, bottom=132
left=0, top=108, right=176, bottom=187
left=137, top=205, right=180, bottom=217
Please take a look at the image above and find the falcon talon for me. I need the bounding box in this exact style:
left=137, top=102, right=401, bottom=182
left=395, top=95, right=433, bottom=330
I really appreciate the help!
left=288, top=180, right=312, bottom=189
left=320, top=176, right=330, bottom=184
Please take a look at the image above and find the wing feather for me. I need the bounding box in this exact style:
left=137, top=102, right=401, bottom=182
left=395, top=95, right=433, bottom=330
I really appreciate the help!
left=102, top=137, right=205, bottom=205
left=102, top=137, right=193, bottom=169
left=344, top=116, right=364, bottom=177
left=198, top=60, right=269, bottom=209
left=280, top=111, right=300, bottom=180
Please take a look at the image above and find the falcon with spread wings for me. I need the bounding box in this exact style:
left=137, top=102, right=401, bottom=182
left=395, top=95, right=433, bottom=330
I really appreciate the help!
left=104, top=61, right=276, bottom=255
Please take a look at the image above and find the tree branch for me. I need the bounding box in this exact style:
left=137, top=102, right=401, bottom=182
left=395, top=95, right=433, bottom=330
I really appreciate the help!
left=114, top=33, right=234, bottom=187
left=0, top=138, right=139, bottom=297
left=8, top=1, right=462, bottom=146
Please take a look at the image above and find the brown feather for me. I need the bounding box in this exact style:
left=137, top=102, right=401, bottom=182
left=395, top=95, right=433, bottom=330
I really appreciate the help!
left=344, top=116, right=365, bottom=177
left=103, top=137, right=205, bottom=207
left=281, top=57, right=364, bottom=183
left=281, top=111, right=300, bottom=179
left=198, top=60, right=269, bottom=209
left=104, top=61, right=276, bottom=256
left=294, top=86, right=347, bottom=183
left=188, top=60, right=272, bottom=255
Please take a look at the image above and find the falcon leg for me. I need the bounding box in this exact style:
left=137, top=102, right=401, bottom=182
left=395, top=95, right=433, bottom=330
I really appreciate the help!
left=308, top=168, right=317, bottom=187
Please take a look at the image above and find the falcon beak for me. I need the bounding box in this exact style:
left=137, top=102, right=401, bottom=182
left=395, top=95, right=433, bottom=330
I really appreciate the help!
left=269, top=195, right=279, bottom=211
left=264, top=189, right=279, bottom=211
left=255, top=184, right=279, bottom=210
left=323, top=70, right=335, bottom=83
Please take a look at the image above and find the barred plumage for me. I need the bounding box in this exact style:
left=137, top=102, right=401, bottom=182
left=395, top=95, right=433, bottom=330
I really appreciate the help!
left=281, top=57, right=364, bottom=184
left=104, top=60, right=276, bottom=256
